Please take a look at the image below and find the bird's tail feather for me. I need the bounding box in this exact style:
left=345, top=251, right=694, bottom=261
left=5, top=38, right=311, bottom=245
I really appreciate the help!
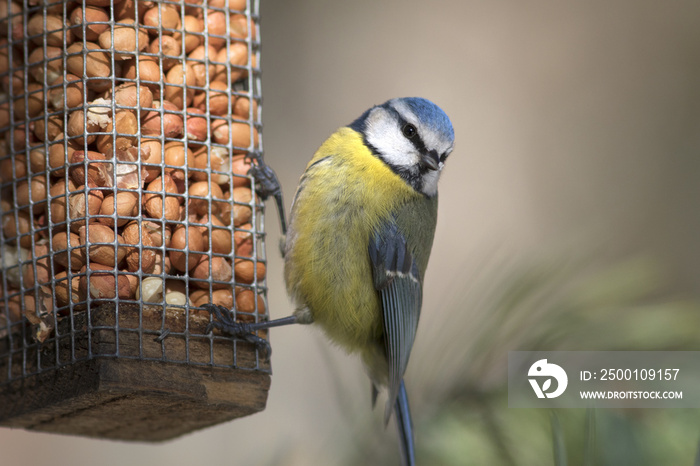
left=394, top=379, right=415, bottom=466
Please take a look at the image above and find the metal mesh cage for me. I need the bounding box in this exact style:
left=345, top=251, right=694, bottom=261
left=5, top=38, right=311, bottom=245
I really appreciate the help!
left=0, top=0, right=270, bottom=440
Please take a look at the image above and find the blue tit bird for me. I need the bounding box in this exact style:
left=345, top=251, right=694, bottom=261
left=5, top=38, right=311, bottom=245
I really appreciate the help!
left=205, top=97, right=454, bottom=466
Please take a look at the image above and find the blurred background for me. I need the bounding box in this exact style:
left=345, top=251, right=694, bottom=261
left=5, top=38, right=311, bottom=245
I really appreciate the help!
left=3, top=0, right=700, bottom=464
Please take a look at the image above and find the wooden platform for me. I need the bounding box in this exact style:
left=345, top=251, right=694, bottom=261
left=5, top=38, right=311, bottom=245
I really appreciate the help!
left=0, top=304, right=271, bottom=441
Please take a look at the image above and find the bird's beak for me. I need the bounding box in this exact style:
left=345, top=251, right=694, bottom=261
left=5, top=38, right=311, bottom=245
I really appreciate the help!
left=420, top=150, right=440, bottom=171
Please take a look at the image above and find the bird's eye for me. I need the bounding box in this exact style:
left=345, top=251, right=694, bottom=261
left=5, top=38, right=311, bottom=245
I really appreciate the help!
left=402, top=123, right=417, bottom=139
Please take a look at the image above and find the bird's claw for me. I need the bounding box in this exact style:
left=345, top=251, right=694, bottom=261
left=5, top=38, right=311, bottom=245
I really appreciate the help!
left=202, top=303, right=271, bottom=360
left=248, top=156, right=282, bottom=202
left=247, top=153, right=287, bottom=236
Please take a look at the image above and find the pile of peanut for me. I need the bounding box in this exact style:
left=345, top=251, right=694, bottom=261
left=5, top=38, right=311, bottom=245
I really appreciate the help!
left=0, top=0, right=266, bottom=341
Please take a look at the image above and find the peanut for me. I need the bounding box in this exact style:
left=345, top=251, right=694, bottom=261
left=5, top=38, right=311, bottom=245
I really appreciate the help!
left=140, top=138, right=163, bottom=182
left=201, top=214, right=232, bottom=255
left=27, top=46, right=62, bottom=86
left=28, top=13, right=71, bottom=47
left=211, top=119, right=259, bottom=151
left=210, top=288, right=234, bottom=309
left=143, top=4, right=181, bottom=34
left=0, top=39, right=11, bottom=75
left=28, top=147, right=47, bottom=173
left=229, top=13, right=256, bottom=41
left=65, top=42, right=112, bottom=92
left=78, top=263, right=132, bottom=300
left=233, top=224, right=254, bottom=257
left=1, top=68, right=22, bottom=96
left=6, top=124, right=31, bottom=152
left=15, top=174, right=47, bottom=215
left=69, top=150, right=113, bottom=187
left=187, top=44, right=217, bottom=87
left=163, top=140, right=194, bottom=182
left=49, top=178, right=76, bottom=224
left=98, top=190, right=139, bottom=227
left=141, top=101, right=184, bottom=138
left=22, top=286, right=55, bottom=331
left=95, top=109, right=139, bottom=156
left=165, top=279, right=189, bottom=306
left=52, top=231, right=86, bottom=271
left=0, top=1, right=22, bottom=39
left=169, top=223, right=205, bottom=272
left=21, top=240, right=51, bottom=288
left=191, top=255, right=232, bottom=289
left=231, top=154, right=252, bottom=188
left=228, top=0, right=248, bottom=11
left=33, top=114, right=65, bottom=142
left=48, top=73, right=85, bottom=110
left=0, top=101, right=9, bottom=127
left=54, top=270, right=84, bottom=307
left=67, top=184, right=104, bottom=231
left=113, top=82, right=154, bottom=115
left=2, top=209, right=38, bottom=248
left=192, top=146, right=230, bottom=185
left=113, top=0, right=144, bottom=23
left=122, top=220, right=157, bottom=273
left=213, top=42, right=248, bottom=83
left=142, top=220, right=170, bottom=248
left=143, top=174, right=181, bottom=221
left=164, top=63, right=196, bottom=110
left=48, top=137, right=76, bottom=177
left=188, top=180, right=225, bottom=216
left=233, top=91, right=259, bottom=119
left=13, top=83, right=44, bottom=119
left=185, top=108, right=208, bottom=142
left=137, top=276, right=164, bottom=303
left=0, top=156, right=26, bottom=182
left=98, top=19, right=149, bottom=60
left=207, top=81, right=230, bottom=116
left=147, top=35, right=181, bottom=70
left=66, top=109, right=101, bottom=146
left=69, top=5, right=110, bottom=41
left=235, top=288, right=265, bottom=315
left=233, top=258, right=266, bottom=284
left=122, top=55, right=163, bottom=87
left=232, top=187, right=253, bottom=226
left=78, top=223, right=126, bottom=267
left=206, top=10, right=227, bottom=49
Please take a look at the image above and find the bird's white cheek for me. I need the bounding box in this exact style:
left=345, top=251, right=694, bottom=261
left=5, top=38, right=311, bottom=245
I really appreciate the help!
left=369, top=134, right=418, bottom=168
left=422, top=170, right=441, bottom=197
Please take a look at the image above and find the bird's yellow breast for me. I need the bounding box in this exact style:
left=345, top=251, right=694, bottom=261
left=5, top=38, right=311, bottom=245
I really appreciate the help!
left=284, top=127, right=418, bottom=351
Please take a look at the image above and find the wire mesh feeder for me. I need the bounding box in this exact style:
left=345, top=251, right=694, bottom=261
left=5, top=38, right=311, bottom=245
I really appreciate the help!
left=0, top=0, right=272, bottom=441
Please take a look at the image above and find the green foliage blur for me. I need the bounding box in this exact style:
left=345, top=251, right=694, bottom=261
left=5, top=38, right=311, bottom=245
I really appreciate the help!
left=320, top=252, right=700, bottom=466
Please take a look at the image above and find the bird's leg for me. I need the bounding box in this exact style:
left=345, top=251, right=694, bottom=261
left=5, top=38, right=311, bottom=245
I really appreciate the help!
left=202, top=303, right=299, bottom=359
left=247, top=151, right=288, bottom=236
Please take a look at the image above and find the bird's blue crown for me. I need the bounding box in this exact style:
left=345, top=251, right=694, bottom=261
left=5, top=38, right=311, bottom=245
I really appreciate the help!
left=349, top=97, right=454, bottom=144
left=398, top=97, right=454, bottom=143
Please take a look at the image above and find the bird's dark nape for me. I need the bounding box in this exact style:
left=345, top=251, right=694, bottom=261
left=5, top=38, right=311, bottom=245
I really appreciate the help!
left=395, top=379, right=416, bottom=466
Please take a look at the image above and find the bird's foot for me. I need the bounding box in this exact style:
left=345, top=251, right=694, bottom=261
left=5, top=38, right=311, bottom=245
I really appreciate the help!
left=202, top=303, right=271, bottom=360
left=247, top=153, right=287, bottom=235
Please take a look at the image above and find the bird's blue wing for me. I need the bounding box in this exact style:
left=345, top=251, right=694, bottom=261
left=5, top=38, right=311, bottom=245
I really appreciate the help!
left=368, top=220, right=422, bottom=423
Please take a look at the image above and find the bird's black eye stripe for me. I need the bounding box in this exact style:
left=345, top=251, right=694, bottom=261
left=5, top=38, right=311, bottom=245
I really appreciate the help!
left=385, top=107, right=430, bottom=161
left=402, top=123, right=417, bottom=139
left=397, top=117, right=427, bottom=154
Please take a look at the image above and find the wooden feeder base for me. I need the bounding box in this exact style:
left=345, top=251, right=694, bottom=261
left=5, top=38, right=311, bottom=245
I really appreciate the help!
left=0, top=304, right=271, bottom=441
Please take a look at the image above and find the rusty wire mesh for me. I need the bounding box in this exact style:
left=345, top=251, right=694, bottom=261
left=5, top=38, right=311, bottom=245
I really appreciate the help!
left=0, top=0, right=269, bottom=387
